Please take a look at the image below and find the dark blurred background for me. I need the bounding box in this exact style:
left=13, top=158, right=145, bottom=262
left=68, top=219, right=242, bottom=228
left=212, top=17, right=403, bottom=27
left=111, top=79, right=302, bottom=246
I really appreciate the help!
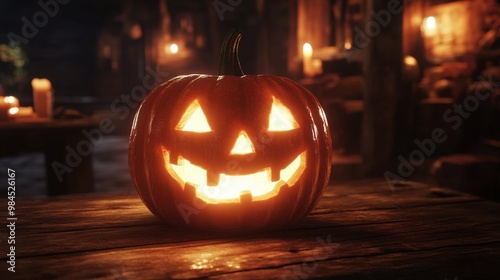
left=1, top=0, right=499, bottom=200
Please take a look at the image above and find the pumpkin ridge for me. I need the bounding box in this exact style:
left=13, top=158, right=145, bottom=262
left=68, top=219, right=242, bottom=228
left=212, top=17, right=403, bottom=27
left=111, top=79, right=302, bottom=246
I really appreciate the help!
left=135, top=75, right=203, bottom=224
left=275, top=76, right=332, bottom=216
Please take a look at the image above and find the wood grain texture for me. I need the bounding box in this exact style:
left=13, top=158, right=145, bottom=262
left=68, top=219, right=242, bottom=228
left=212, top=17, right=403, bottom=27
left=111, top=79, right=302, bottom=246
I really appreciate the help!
left=1, top=180, right=499, bottom=280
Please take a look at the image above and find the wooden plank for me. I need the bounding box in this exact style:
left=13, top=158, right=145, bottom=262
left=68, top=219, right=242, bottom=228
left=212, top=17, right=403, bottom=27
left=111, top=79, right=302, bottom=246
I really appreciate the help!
left=0, top=180, right=499, bottom=279
left=5, top=179, right=459, bottom=210
left=3, top=208, right=499, bottom=279
left=2, top=195, right=155, bottom=234
left=1, top=181, right=479, bottom=236
left=4, top=200, right=498, bottom=260
left=214, top=245, right=500, bottom=280
left=287, top=0, right=299, bottom=76
left=0, top=180, right=480, bottom=235
left=0, top=180, right=495, bottom=260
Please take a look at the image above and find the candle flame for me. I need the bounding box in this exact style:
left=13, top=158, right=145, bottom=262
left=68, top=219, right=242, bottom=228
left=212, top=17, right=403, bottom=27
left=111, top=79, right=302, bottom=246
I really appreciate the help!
left=3, top=96, right=16, bottom=104
left=8, top=107, right=19, bottom=115
left=424, top=16, right=436, bottom=30
left=404, top=56, right=418, bottom=67
left=303, top=43, right=312, bottom=56
left=169, top=43, right=179, bottom=54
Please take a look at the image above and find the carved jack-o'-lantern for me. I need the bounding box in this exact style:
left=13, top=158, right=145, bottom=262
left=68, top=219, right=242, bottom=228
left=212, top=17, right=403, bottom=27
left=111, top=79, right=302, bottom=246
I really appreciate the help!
left=129, top=30, right=331, bottom=231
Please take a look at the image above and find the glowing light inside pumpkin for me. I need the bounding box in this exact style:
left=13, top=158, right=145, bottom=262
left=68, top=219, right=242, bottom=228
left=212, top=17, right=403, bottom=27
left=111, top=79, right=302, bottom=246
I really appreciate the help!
left=176, top=100, right=211, bottom=132
left=230, top=131, right=255, bottom=155
left=177, top=97, right=299, bottom=133
left=269, top=97, right=299, bottom=131
left=164, top=149, right=306, bottom=204
left=167, top=97, right=305, bottom=203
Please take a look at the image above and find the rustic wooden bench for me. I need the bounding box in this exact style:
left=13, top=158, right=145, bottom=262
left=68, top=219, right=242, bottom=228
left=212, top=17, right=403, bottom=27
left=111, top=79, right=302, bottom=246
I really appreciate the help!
left=2, top=179, right=500, bottom=279
left=0, top=118, right=100, bottom=195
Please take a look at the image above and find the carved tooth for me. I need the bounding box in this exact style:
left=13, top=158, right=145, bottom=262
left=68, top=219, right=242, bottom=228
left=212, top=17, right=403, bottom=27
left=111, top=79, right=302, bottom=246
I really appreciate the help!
left=271, top=167, right=280, bottom=182
left=240, top=190, right=253, bottom=203
left=278, top=182, right=290, bottom=195
left=207, top=170, right=220, bottom=186
left=170, top=152, right=180, bottom=165
left=177, top=156, right=185, bottom=166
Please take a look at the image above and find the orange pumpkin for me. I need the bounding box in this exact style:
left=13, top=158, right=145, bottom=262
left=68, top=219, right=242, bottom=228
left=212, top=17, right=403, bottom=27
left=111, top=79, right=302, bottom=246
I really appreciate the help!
left=129, top=30, right=331, bottom=231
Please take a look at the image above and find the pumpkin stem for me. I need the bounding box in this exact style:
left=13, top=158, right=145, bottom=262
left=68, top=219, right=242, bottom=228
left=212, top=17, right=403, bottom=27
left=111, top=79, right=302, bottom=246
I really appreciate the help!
left=218, top=29, right=244, bottom=76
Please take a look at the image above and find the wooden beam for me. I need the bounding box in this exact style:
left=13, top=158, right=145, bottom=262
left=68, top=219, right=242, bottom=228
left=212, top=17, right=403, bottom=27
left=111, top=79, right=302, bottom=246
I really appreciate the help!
left=362, top=0, right=403, bottom=176
left=287, top=0, right=299, bottom=76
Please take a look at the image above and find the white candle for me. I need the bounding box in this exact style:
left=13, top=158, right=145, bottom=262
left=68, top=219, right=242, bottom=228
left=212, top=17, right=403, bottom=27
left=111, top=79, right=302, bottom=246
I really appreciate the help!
left=32, top=78, right=53, bottom=118
left=3, top=96, right=19, bottom=107
left=312, top=59, right=323, bottom=76
left=9, top=106, right=34, bottom=119
left=303, top=43, right=314, bottom=78
left=0, top=96, right=20, bottom=121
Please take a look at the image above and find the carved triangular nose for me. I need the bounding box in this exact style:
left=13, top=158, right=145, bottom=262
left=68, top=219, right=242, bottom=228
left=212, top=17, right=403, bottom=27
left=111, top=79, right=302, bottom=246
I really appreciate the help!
left=230, top=131, right=255, bottom=155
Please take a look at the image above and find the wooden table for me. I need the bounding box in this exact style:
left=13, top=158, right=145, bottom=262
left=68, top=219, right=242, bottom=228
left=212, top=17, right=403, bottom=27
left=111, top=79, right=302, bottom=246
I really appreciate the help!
left=0, top=118, right=100, bottom=195
left=2, top=179, right=500, bottom=279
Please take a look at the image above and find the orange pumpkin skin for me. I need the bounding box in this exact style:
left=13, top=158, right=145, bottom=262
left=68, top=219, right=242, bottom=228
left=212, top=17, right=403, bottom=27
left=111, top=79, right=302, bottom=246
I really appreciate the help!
left=129, top=74, right=331, bottom=231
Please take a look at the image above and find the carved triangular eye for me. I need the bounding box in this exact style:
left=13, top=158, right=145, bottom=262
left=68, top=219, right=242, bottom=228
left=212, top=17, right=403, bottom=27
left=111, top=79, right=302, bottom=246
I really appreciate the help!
left=175, top=100, right=211, bottom=132
left=268, top=97, right=299, bottom=131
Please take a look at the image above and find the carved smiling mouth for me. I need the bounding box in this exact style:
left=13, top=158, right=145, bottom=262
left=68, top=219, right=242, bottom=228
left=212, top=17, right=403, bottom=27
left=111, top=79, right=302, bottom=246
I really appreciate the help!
left=162, top=148, right=306, bottom=204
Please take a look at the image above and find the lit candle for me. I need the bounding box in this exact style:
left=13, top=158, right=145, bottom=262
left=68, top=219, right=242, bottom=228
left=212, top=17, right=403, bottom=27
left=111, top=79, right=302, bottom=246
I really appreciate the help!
left=422, top=16, right=437, bottom=36
left=31, top=78, right=53, bottom=118
left=9, top=106, right=34, bottom=119
left=3, top=96, right=20, bottom=107
left=344, top=41, right=352, bottom=50
left=164, top=43, right=179, bottom=55
left=169, top=43, right=179, bottom=54
left=0, top=96, right=20, bottom=121
left=312, top=59, right=323, bottom=76
left=303, top=43, right=314, bottom=78
left=403, top=55, right=420, bottom=81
